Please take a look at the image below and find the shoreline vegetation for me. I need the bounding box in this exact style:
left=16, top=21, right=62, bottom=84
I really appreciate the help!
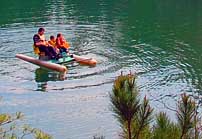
left=110, top=73, right=202, bottom=139
left=0, top=112, right=52, bottom=139
left=1, top=73, right=202, bottom=139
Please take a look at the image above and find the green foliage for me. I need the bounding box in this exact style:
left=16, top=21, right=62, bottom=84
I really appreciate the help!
left=0, top=111, right=52, bottom=139
left=177, top=93, right=196, bottom=139
left=110, top=73, right=202, bottom=139
left=110, top=74, right=140, bottom=139
left=22, top=125, right=52, bottom=139
left=152, top=112, right=180, bottom=139
left=135, top=96, right=153, bottom=139
left=34, top=129, right=52, bottom=139
left=0, top=114, right=11, bottom=125
left=110, top=73, right=153, bottom=139
left=0, top=112, right=23, bottom=138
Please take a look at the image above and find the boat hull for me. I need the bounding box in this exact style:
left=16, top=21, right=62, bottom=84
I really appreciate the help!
left=16, top=53, right=97, bottom=72
left=16, top=54, right=67, bottom=72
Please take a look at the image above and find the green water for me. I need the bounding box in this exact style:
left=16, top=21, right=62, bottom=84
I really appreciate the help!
left=1, top=0, right=202, bottom=138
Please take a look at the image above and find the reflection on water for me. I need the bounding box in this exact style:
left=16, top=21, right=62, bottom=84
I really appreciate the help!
left=35, top=68, right=66, bottom=91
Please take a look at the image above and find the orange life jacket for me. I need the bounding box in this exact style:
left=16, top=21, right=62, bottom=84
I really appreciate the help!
left=48, top=40, right=56, bottom=47
left=56, top=36, right=70, bottom=49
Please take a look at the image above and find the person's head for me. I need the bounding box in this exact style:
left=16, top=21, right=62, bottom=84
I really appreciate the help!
left=57, top=33, right=62, bottom=38
left=50, top=35, right=55, bottom=41
left=38, top=28, right=45, bottom=35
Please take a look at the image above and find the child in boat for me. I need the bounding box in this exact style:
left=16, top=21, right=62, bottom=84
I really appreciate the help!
left=48, top=35, right=56, bottom=46
left=56, top=33, right=70, bottom=54
left=48, top=35, right=60, bottom=54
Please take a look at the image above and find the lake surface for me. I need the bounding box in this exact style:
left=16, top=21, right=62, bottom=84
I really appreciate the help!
left=1, top=0, right=202, bottom=138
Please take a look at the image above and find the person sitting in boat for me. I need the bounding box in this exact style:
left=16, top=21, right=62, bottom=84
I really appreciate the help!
left=33, top=28, right=58, bottom=60
left=48, top=35, right=56, bottom=46
left=48, top=35, right=60, bottom=54
left=56, top=33, right=70, bottom=54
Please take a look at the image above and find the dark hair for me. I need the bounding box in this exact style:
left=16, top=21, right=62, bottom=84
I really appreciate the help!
left=50, top=35, right=55, bottom=40
left=57, top=33, right=62, bottom=37
left=38, top=28, right=45, bottom=33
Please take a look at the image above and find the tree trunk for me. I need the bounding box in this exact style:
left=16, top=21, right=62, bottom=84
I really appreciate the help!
left=127, top=120, right=132, bottom=139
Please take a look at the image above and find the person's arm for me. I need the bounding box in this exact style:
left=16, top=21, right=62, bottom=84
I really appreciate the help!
left=64, top=41, right=70, bottom=49
left=61, top=36, right=70, bottom=48
left=33, top=35, right=47, bottom=46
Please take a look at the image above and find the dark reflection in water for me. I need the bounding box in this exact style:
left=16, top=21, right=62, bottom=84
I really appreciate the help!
left=35, top=68, right=66, bottom=91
